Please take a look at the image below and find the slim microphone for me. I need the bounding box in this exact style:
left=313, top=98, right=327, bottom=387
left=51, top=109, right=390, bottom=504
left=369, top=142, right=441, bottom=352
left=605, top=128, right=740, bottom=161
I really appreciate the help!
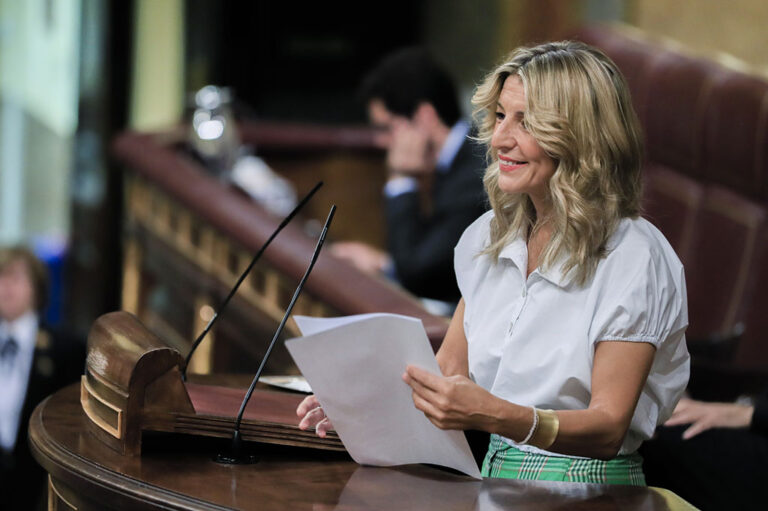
left=181, top=181, right=323, bottom=381
left=215, top=204, right=337, bottom=464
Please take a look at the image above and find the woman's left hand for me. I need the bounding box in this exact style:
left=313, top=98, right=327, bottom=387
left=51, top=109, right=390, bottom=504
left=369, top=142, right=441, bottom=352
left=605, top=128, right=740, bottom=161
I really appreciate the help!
left=402, top=364, right=499, bottom=431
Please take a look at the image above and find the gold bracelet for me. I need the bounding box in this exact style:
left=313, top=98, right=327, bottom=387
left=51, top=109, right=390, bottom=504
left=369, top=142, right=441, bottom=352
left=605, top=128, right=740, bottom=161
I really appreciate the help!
left=529, top=409, right=559, bottom=450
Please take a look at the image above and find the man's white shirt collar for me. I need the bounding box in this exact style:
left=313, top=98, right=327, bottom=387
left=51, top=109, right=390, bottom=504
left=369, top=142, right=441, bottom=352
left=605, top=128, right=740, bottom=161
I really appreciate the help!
left=0, top=311, right=38, bottom=352
left=0, top=312, right=39, bottom=451
left=435, top=120, right=470, bottom=172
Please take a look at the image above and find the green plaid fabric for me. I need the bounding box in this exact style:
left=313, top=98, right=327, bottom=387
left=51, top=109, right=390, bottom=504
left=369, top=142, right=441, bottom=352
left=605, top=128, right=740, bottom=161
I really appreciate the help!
left=481, top=434, right=646, bottom=485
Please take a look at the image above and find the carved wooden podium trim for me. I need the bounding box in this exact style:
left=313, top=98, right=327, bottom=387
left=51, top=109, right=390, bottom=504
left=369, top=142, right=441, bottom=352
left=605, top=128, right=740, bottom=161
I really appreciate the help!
left=80, top=310, right=343, bottom=457
left=80, top=374, right=124, bottom=439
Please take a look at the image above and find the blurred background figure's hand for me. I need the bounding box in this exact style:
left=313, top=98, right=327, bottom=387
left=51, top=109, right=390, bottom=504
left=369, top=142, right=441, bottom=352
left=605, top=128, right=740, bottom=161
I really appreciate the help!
left=330, top=241, right=391, bottom=276
left=664, top=397, right=754, bottom=439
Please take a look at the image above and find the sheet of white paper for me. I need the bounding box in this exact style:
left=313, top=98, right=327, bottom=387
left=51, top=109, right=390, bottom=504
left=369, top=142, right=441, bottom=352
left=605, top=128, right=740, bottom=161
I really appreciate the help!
left=293, top=313, right=391, bottom=336
left=259, top=375, right=312, bottom=393
left=286, top=314, right=482, bottom=479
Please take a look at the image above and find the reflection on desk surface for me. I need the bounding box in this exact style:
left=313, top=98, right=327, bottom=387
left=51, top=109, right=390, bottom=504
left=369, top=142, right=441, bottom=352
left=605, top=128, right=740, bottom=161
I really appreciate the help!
left=336, top=466, right=694, bottom=511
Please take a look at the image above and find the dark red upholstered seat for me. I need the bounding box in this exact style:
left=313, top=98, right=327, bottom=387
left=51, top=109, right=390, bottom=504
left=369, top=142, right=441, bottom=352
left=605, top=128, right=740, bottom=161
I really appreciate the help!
left=702, top=70, right=768, bottom=200
left=572, top=26, right=768, bottom=376
left=684, top=185, right=767, bottom=346
left=642, top=164, right=703, bottom=266
left=574, top=25, right=768, bottom=375
left=643, top=52, right=722, bottom=178
left=761, top=96, right=768, bottom=202
left=733, top=224, right=768, bottom=368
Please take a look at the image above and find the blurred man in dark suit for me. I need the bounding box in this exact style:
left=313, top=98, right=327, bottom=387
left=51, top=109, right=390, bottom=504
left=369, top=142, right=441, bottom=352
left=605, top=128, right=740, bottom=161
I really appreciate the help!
left=0, top=245, right=84, bottom=508
left=332, top=48, right=487, bottom=310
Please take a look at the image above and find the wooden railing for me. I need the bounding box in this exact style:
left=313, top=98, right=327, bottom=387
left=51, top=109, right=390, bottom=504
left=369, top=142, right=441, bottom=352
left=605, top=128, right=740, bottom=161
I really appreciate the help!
left=112, top=123, right=449, bottom=375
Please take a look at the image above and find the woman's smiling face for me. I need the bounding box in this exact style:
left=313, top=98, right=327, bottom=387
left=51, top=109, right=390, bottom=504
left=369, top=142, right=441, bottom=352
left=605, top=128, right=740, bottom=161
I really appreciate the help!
left=491, top=75, right=556, bottom=207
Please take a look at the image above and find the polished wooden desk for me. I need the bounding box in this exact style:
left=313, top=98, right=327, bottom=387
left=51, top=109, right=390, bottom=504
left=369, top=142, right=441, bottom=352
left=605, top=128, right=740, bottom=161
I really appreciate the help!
left=30, top=384, right=695, bottom=510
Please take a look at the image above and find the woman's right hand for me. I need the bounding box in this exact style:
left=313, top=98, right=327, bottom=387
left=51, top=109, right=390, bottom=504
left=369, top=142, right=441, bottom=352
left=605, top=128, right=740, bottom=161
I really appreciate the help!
left=296, top=394, right=334, bottom=438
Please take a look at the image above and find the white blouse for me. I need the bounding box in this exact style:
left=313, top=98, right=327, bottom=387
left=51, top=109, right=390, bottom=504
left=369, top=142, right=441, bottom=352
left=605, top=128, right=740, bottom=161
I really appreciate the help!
left=454, top=211, right=690, bottom=456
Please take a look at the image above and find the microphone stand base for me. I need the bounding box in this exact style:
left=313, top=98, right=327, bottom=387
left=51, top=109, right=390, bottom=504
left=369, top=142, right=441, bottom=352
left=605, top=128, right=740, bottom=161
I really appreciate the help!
left=213, top=452, right=259, bottom=465
left=213, top=430, right=259, bottom=465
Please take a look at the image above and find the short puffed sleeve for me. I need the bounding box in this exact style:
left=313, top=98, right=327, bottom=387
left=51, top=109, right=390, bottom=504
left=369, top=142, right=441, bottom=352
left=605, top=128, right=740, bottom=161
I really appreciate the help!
left=589, top=219, right=690, bottom=433
left=453, top=211, right=494, bottom=301
left=588, top=222, right=688, bottom=347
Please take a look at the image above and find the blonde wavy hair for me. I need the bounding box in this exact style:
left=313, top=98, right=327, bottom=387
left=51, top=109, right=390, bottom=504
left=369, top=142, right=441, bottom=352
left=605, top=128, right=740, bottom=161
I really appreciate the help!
left=472, top=41, right=643, bottom=286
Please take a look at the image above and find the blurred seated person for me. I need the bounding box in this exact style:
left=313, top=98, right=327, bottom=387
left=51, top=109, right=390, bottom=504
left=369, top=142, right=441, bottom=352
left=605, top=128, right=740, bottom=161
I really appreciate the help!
left=0, top=245, right=84, bottom=508
left=642, top=393, right=768, bottom=510
left=332, top=47, right=487, bottom=307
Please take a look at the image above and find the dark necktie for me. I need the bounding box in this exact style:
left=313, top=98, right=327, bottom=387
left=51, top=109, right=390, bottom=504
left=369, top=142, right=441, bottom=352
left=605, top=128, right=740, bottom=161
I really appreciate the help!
left=0, top=336, right=18, bottom=364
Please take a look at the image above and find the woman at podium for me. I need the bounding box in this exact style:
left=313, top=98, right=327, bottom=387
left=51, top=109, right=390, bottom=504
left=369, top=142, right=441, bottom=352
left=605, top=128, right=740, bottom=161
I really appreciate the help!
left=300, top=41, right=689, bottom=485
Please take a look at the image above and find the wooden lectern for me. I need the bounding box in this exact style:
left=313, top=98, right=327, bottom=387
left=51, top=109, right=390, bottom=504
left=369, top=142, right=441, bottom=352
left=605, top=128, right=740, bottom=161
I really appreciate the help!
left=27, top=307, right=694, bottom=510
left=79, top=311, right=343, bottom=457
left=31, top=381, right=695, bottom=510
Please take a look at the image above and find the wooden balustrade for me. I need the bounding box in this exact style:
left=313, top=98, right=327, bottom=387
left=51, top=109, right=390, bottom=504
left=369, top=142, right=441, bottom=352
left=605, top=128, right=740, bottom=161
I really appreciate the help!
left=112, top=123, right=450, bottom=376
